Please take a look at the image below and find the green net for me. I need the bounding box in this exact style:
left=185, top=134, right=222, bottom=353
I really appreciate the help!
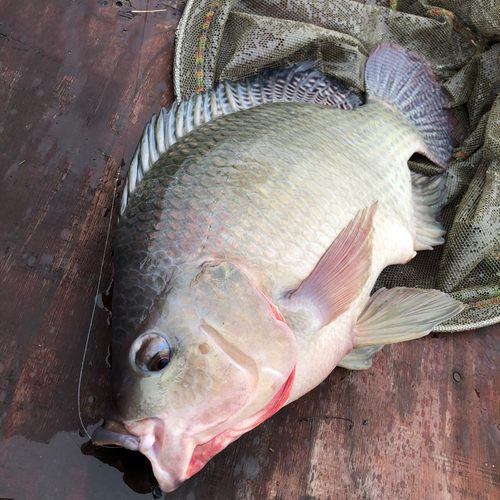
left=174, top=0, right=500, bottom=331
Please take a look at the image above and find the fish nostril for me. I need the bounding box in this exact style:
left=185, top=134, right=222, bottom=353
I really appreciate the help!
left=198, top=343, right=209, bottom=354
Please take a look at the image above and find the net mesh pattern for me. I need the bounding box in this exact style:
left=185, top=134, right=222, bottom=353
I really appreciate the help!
left=174, top=0, right=500, bottom=331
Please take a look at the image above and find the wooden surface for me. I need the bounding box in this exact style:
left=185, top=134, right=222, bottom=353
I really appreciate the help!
left=0, top=1, right=499, bottom=499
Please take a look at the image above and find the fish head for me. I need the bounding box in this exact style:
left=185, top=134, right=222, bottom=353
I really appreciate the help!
left=93, top=260, right=298, bottom=492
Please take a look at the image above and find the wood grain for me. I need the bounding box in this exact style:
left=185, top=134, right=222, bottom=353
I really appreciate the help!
left=0, top=1, right=499, bottom=499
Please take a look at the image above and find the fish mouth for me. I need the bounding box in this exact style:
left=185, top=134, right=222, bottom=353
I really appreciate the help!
left=92, top=366, right=296, bottom=492
left=91, top=420, right=141, bottom=450
left=92, top=417, right=193, bottom=491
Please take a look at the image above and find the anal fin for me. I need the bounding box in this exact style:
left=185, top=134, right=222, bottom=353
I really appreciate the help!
left=412, top=172, right=447, bottom=250
left=353, top=287, right=463, bottom=348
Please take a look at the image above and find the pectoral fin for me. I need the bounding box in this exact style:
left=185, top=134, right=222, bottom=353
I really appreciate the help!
left=353, top=287, right=464, bottom=348
left=283, top=203, right=377, bottom=330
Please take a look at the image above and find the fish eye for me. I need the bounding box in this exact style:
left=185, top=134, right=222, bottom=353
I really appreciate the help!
left=149, top=352, right=171, bottom=372
left=131, top=333, right=171, bottom=374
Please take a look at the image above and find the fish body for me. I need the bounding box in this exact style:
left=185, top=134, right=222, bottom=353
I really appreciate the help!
left=118, top=101, right=419, bottom=395
left=93, top=44, right=463, bottom=492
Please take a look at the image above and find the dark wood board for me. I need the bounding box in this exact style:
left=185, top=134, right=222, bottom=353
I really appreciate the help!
left=0, top=1, right=498, bottom=499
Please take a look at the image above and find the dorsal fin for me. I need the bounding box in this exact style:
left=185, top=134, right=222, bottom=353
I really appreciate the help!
left=120, top=63, right=361, bottom=216
left=411, top=171, right=448, bottom=250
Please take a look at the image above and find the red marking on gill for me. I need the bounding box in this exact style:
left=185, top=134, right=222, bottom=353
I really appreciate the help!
left=269, top=302, right=286, bottom=323
left=186, top=366, right=296, bottom=478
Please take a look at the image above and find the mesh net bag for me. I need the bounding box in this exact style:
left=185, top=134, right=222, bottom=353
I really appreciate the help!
left=174, top=0, right=500, bottom=331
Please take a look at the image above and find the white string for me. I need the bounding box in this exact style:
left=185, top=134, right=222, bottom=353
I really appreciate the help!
left=77, top=164, right=121, bottom=440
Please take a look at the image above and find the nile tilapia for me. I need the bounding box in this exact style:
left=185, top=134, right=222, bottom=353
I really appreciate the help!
left=92, top=43, right=463, bottom=492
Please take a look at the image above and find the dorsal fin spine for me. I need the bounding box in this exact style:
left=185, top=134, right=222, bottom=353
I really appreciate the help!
left=139, top=123, right=150, bottom=174
left=120, top=64, right=362, bottom=217
left=175, top=99, right=185, bottom=139
left=185, top=94, right=195, bottom=134
left=156, top=107, right=166, bottom=153
left=148, top=117, right=158, bottom=166
left=246, top=78, right=258, bottom=106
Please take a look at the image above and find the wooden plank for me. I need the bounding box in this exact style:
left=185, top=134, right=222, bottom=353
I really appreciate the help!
left=0, top=1, right=499, bottom=499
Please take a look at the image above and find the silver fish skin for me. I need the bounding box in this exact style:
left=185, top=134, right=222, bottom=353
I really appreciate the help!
left=92, top=43, right=463, bottom=492
left=120, top=62, right=361, bottom=216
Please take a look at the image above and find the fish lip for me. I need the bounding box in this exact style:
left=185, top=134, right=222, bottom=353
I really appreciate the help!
left=91, top=426, right=190, bottom=492
left=92, top=417, right=194, bottom=492
left=142, top=445, right=191, bottom=493
left=92, top=366, right=296, bottom=493
left=91, top=420, right=140, bottom=451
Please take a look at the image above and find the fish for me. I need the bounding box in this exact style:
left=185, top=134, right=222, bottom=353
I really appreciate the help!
left=92, top=43, right=463, bottom=492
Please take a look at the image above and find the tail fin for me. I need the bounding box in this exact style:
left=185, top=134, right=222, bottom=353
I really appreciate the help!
left=365, top=43, right=453, bottom=169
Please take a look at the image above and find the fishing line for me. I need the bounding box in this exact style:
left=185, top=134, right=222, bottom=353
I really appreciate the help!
left=77, top=163, right=121, bottom=441
left=77, top=0, right=162, bottom=443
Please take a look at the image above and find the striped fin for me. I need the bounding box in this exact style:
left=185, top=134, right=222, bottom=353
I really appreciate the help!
left=411, top=171, right=447, bottom=250
left=120, top=63, right=361, bottom=216
left=365, top=43, right=453, bottom=169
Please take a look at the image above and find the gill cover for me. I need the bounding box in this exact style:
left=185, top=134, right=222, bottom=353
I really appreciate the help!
left=94, top=261, right=298, bottom=492
left=188, top=261, right=298, bottom=428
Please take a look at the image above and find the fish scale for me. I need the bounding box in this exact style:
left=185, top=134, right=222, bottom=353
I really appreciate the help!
left=118, top=102, right=417, bottom=289
left=120, top=62, right=361, bottom=215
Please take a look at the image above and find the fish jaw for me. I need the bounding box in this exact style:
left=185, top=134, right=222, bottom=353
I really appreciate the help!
left=92, top=416, right=195, bottom=491
left=91, top=419, right=141, bottom=450
left=92, top=366, right=295, bottom=492
left=186, top=365, right=295, bottom=478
